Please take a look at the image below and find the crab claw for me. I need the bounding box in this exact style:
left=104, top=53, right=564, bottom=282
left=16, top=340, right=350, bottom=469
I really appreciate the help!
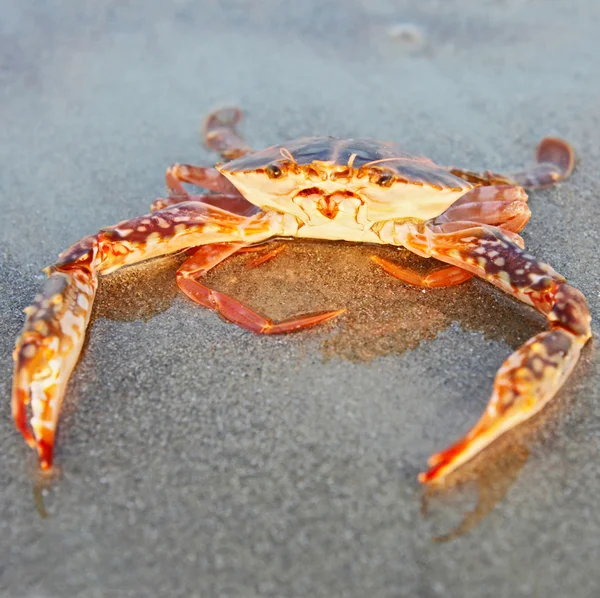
left=418, top=327, right=588, bottom=485
left=12, top=335, right=58, bottom=469
left=12, top=268, right=98, bottom=469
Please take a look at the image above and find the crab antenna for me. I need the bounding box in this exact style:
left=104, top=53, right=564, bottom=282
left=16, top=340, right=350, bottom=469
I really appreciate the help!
left=280, top=147, right=296, bottom=163
left=363, top=157, right=402, bottom=168
left=347, top=153, right=358, bottom=169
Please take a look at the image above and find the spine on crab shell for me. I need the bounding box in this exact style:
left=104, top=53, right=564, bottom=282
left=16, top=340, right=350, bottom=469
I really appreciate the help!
left=12, top=236, right=101, bottom=469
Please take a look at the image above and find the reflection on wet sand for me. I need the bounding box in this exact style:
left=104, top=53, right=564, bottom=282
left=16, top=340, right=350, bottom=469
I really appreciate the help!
left=32, top=484, right=49, bottom=519
left=421, top=438, right=529, bottom=543
left=93, top=254, right=184, bottom=323
left=206, top=240, right=544, bottom=360
left=91, top=240, right=544, bottom=359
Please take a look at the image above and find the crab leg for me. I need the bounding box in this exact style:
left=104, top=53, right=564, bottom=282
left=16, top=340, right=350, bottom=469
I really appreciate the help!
left=436, top=186, right=531, bottom=232
left=151, top=192, right=258, bottom=217
left=371, top=258, right=473, bottom=288
left=448, top=137, right=575, bottom=189
left=177, top=243, right=343, bottom=334
left=160, top=107, right=253, bottom=203
left=203, top=107, right=252, bottom=161
left=450, top=184, right=528, bottom=207
left=244, top=243, right=288, bottom=268
left=12, top=202, right=280, bottom=469
left=374, top=183, right=533, bottom=289
left=12, top=267, right=98, bottom=468
left=398, top=222, right=592, bottom=483
left=164, top=165, right=240, bottom=198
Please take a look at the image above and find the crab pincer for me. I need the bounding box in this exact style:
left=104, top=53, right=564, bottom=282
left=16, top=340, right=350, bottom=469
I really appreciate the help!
left=403, top=226, right=592, bottom=483
left=12, top=267, right=98, bottom=469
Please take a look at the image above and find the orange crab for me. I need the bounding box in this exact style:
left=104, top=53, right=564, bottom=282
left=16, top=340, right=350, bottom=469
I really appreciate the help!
left=12, top=108, right=591, bottom=483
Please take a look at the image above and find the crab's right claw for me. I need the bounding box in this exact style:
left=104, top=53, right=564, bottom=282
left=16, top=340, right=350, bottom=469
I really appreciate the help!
left=418, top=327, right=587, bottom=485
left=402, top=223, right=591, bottom=485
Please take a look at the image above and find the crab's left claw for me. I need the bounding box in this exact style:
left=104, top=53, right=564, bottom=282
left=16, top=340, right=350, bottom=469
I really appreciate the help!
left=12, top=268, right=98, bottom=469
left=13, top=336, right=58, bottom=470
left=12, top=201, right=285, bottom=469
left=400, top=223, right=592, bottom=485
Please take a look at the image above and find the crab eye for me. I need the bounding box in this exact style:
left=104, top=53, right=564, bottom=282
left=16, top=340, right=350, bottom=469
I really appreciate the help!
left=266, top=163, right=283, bottom=179
left=376, top=172, right=394, bottom=187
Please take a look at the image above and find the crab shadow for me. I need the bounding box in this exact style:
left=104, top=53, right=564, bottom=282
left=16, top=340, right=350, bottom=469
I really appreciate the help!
left=203, top=239, right=545, bottom=359
left=91, top=239, right=544, bottom=356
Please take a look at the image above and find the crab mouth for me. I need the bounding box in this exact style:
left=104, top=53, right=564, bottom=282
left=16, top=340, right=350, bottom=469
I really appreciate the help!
left=293, top=187, right=364, bottom=221
left=317, top=196, right=340, bottom=219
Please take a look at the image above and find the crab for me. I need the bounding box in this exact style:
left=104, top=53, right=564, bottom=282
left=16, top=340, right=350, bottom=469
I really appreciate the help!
left=12, top=107, right=591, bottom=484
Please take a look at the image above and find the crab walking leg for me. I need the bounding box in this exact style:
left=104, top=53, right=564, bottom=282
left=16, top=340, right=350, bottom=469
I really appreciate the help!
left=12, top=202, right=280, bottom=469
left=163, top=107, right=251, bottom=200
left=450, top=184, right=529, bottom=207
left=437, top=188, right=531, bottom=229
left=511, top=137, right=576, bottom=188
left=163, top=108, right=251, bottom=200
left=397, top=223, right=592, bottom=484
left=244, top=243, right=288, bottom=268
left=435, top=185, right=532, bottom=235
left=164, top=164, right=240, bottom=198
left=447, top=137, right=575, bottom=189
left=371, top=258, right=474, bottom=288
left=203, top=107, right=252, bottom=161
left=177, top=244, right=344, bottom=334
left=151, top=193, right=257, bottom=217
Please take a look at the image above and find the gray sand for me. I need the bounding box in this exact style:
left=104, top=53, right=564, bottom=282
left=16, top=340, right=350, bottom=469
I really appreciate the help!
left=1, top=1, right=600, bottom=597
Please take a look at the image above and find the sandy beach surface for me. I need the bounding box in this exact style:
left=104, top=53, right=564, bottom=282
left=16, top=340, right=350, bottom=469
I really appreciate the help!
left=1, top=1, right=599, bottom=596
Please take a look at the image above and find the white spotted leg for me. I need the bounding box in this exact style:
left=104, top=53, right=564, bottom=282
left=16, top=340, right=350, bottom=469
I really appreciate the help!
left=395, top=221, right=592, bottom=484
left=12, top=267, right=98, bottom=468
left=12, top=201, right=281, bottom=469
